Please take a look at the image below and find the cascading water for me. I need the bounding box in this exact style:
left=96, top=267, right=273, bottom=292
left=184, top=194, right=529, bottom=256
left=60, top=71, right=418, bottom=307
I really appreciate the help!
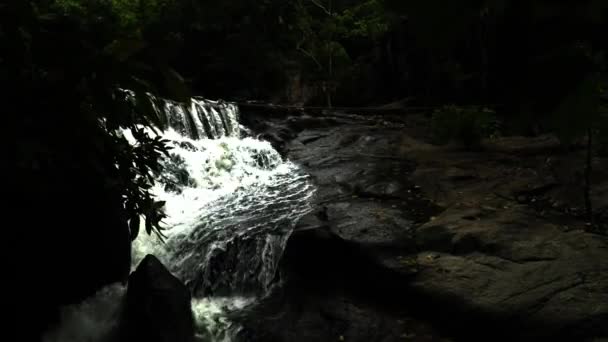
left=44, top=98, right=315, bottom=342
left=161, top=97, right=241, bottom=140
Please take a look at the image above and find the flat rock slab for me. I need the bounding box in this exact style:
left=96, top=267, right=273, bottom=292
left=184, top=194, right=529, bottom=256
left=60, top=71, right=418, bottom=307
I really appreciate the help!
left=405, top=137, right=608, bottom=339
left=414, top=206, right=608, bottom=338
left=245, top=111, right=608, bottom=341
left=285, top=118, right=440, bottom=261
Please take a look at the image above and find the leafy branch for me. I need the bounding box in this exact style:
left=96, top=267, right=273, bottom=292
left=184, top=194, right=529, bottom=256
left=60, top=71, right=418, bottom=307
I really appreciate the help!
left=9, top=0, right=190, bottom=242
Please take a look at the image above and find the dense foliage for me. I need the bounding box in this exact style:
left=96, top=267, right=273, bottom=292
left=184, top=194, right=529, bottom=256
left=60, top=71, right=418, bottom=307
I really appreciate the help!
left=4, top=0, right=607, bottom=244
left=4, top=0, right=607, bottom=245
left=4, top=0, right=189, bottom=240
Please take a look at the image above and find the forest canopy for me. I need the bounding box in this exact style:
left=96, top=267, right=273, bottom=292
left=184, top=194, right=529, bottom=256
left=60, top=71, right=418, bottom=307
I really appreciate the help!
left=4, top=0, right=608, bottom=240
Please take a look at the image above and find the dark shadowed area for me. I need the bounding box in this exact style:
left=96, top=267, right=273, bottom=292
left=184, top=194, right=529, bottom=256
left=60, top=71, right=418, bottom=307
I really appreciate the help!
left=4, top=1, right=607, bottom=341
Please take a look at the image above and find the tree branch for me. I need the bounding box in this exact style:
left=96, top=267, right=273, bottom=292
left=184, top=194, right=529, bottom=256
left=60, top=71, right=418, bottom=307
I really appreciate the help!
left=310, top=0, right=332, bottom=16
left=297, top=46, right=323, bottom=71
left=296, top=34, right=323, bottom=70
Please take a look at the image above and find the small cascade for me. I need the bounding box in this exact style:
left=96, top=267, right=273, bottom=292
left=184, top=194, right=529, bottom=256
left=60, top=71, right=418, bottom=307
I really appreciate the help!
left=45, top=96, right=315, bottom=342
left=159, top=97, right=240, bottom=140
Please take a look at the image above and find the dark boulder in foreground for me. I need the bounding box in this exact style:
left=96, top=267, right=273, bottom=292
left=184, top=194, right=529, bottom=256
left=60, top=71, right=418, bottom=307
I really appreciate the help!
left=121, top=254, right=195, bottom=342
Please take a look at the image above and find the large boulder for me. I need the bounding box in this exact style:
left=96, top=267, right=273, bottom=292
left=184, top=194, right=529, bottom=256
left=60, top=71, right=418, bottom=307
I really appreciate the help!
left=121, top=255, right=195, bottom=342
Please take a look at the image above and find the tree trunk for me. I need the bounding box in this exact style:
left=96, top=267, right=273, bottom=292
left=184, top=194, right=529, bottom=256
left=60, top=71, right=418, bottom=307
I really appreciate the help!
left=326, top=0, right=334, bottom=108
left=584, top=128, right=593, bottom=224
left=326, top=89, right=332, bottom=108
left=480, top=15, right=489, bottom=101
left=327, top=49, right=333, bottom=108
left=425, top=52, right=434, bottom=106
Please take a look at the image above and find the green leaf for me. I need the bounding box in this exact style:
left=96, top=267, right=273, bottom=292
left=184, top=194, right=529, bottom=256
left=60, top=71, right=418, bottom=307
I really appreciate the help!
left=129, top=215, right=140, bottom=240
left=145, top=217, right=153, bottom=235
left=153, top=200, right=166, bottom=209
left=153, top=224, right=168, bottom=243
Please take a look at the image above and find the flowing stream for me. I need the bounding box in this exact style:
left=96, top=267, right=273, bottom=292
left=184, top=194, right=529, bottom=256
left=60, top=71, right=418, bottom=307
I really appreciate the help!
left=44, top=98, right=315, bottom=342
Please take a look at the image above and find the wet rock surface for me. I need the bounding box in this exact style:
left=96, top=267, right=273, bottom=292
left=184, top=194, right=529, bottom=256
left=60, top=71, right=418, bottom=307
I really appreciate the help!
left=122, top=255, right=195, bottom=342
left=238, top=225, right=445, bottom=342
left=241, top=110, right=608, bottom=341
left=405, top=137, right=608, bottom=341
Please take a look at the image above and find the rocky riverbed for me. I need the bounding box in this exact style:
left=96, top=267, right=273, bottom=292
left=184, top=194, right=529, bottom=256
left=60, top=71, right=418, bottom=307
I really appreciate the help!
left=239, top=109, right=608, bottom=341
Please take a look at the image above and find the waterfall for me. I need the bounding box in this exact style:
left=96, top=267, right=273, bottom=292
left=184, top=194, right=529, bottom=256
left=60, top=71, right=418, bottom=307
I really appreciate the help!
left=159, top=96, right=240, bottom=140
left=44, top=97, right=315, bottom=342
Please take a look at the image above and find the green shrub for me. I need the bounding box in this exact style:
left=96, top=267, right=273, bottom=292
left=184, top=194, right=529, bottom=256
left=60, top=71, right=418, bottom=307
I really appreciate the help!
left=431, top=105, right=498, bottom=150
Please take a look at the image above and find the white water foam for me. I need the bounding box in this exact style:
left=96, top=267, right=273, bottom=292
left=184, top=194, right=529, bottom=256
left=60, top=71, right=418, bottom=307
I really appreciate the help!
left=128, top=128, right=314, bottom=340
left=43, top=284, right=126, bottom=342
left=43, top=286, right=255, bottom=342
left=45, top=99, right=314, bottom=342
left=130, top=129, right=313, bottom=268
left=192, top=296, right=254, bottom=342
